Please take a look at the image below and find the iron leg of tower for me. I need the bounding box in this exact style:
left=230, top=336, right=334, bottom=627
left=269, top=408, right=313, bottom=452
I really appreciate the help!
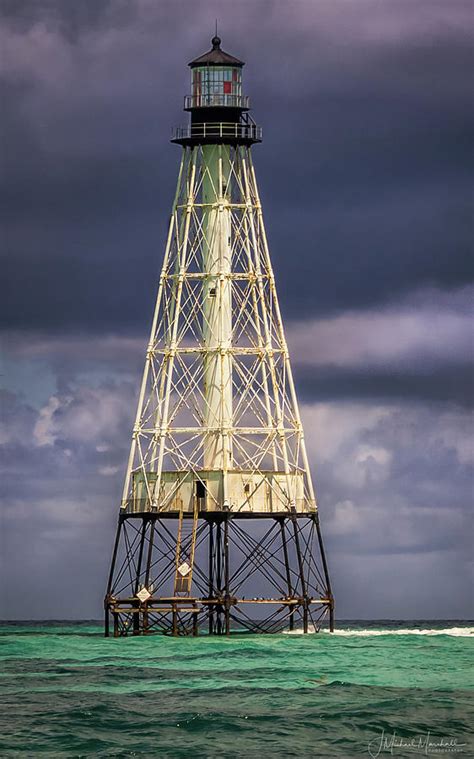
left=104, top=516, right=122, bottom=637
left=224, top=515, right=230, bottom=637
left=172, top=603, right=178, bottom=637
left=303, top=599, right=309, bottom=635
left=134, top=521, right=147, bottom=595
left=133, top=600, right=140, bottom=635
left=313, top=513, right=335, bottom=632
left=291, top=513, right=309, bottom=633
left=208, top=519, right=214, bottom=635
left=104, top=606, right=110, bottom=638
left=131, top=521, right=147, bottom=636
left=144, top=517, right=156, bottom=588
left=279, top=518, right=294, bottom=631
left=215, top=521, right=223, bottom=635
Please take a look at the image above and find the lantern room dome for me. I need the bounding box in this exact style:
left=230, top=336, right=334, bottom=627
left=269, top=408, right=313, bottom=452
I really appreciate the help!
left=189, top=36, right=244, bottom=68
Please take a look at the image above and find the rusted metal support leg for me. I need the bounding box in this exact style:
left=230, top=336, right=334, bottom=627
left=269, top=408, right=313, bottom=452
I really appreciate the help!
left=313, top=514, right=335, bottom=632
left=143, top=604, right=149, bottom=635
left=193, top=606, right=199, bottom=637
left=104, top=517, right=122, bottom=637
left=144, top=517, right=156, bottom=588
left=303, top=598, right=309, bottom=634
left=104, top=604, right=110, bottom=638
left=113, top=612, right=119, bottom=638
left=208, top=519, right=214, bottom=635
left=329, top=602, right=335, bottom=633
left=216, top=521, right=223, bottom=635
left=131, top=520, right=148, bottom=637
left=279, top=518, right=294, bottom=631
left=134, top=520, right=147, bottom=595
left=133, top=602, right=140, bottom=636
left=106, top=517, right=122, bottom=595
left=224, top=515, right=230, bottom=636
left=172, top=604, right=178, bottom=637
left=291, top=513, right=308, bottom=632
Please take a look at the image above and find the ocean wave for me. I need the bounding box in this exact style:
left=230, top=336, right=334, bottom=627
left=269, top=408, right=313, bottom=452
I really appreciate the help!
left=284, top=626, right=474, bottom=637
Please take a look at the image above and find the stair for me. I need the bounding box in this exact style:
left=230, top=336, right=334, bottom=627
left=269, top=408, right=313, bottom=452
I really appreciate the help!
left=174, top=503, right=199, bottom=595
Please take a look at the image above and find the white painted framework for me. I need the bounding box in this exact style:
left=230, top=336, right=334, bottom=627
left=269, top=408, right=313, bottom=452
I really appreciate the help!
left=122, top=144, right=316, bottom=515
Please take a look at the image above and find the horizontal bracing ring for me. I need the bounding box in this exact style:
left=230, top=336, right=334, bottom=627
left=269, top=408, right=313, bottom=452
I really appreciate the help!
left=148, top=347, right=287, bottom=356
left=138, top=426, right=302, bottom=435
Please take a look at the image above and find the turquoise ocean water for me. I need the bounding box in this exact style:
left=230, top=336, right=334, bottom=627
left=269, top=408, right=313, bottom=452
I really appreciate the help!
left=0, top=620, right=472, bottom=757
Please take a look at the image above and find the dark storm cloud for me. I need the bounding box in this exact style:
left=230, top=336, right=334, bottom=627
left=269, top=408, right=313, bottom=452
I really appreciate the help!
left=286, top=287, right=474, bottom=405
left=1, top=0, right=472, bottom=332
left=0, top=0, right=115, bottom=37
left=296, top=364, right=474, bottom=408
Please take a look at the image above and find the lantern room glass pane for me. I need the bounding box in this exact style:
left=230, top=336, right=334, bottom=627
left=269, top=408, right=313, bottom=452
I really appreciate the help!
left=191, top=66, right=243, bottom=106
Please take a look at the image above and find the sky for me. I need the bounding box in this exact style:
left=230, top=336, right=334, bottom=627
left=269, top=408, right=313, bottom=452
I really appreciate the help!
left=1, top=0, right=473, bottom=620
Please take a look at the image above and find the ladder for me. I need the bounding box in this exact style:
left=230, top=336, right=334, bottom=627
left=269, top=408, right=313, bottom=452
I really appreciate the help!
left=173, top=502, right=199, bottom=595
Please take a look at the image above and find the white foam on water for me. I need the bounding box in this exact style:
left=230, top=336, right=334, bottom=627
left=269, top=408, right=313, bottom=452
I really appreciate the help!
left=331, top=627, right=474, bottom=637
left=283, top=626, right=474, bottom=637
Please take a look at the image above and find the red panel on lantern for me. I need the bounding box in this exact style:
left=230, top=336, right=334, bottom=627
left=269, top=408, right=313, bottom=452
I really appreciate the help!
left=223, top=81, right=232, bottom=94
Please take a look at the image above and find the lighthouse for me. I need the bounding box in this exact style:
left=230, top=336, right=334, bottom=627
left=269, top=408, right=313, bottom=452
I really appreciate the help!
left=104, top=35, right=334, bottom=636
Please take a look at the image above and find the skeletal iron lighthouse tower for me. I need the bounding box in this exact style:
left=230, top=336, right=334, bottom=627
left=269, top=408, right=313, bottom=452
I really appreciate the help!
left=105, top=36, right=334, bottom=636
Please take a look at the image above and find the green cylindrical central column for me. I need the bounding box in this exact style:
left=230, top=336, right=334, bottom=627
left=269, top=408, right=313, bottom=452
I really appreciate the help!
left=202, top=144, right=233, bottom=479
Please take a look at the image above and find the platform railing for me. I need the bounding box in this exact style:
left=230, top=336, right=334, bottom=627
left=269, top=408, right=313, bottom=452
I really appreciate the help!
left=121, top=496, right=312, bottom=514
left=172, top=121, right=263, bottom=142
left=184, top=94, right=250, bottom=109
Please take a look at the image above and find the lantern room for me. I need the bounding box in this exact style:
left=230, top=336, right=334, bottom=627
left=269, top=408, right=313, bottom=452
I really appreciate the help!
left=191, top=65, right=242, bottom=108
left=173, top=35, right=261, bottom=146
left=185, top=36, right=249, bottom=113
